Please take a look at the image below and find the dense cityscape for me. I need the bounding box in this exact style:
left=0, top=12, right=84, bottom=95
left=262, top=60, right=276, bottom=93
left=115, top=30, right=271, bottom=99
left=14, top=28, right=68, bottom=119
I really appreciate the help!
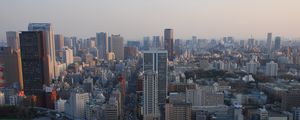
left=1, top=0, right=300, bottom=120
left=0, top=23, right=300, bottom=120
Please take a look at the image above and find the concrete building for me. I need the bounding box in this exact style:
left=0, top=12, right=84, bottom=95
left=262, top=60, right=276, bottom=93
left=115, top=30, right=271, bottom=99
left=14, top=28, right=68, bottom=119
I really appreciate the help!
left=54, top=34, right=64, bottom=51
left=143, top=71, right=159, bottom=120
left=152, top=36, right=163, bottom=49
left=274, top=36, right=281, bottom=50
left=186, top=86, right=224, bottom=106
left=65, top=89, right=89, bottom=119
left=124, top=46, right=138, bottom=60
left=246, top=60, right=258, bottom=75
left=281, top=89, right=300, bottom=111
left=105, top=96, right=119, bottom=120
left=6, top=31, right=20, bottom=50
left=267, top=33, right=272, bottom=52
left=165, top=103, right=192, bottom=120
left=110, top=34, right=124, bottom=60
left=61, top=47, right=73, bottom=66
left=55, top=99, right=66, bottom=112
left=292, top=107, right=300, bottom=120
left=143, top=50, right=168, bottom=119
left=164, top=29, right=174, bottom=61
left=96, top=32, right=109, bottom=59
left=265, top=61, right=278, bottom=77
left=0, top=47, right=23, bottom=89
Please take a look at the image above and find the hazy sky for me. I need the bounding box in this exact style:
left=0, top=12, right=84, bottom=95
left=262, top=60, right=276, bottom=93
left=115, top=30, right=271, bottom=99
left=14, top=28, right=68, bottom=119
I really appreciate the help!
left=0, top=0, right=300, bottom=40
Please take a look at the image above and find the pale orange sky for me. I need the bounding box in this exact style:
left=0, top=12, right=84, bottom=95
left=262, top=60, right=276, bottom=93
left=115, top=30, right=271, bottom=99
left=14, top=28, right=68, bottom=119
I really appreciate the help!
left=0, top=0, right=300, bottom=40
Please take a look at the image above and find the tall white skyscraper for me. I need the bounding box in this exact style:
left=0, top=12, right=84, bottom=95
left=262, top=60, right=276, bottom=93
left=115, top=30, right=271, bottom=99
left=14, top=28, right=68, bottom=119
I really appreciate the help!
left=96, top=32, right=109, bottom=59
left=28, top=23, right=56, bottom=80
left=143, top=71, right=159, bottom=119
left=143, top=50, right=168, bottom=119
left=265, top=61, right=278, bottom=77
left=6, top=31, right=20, bottom=50
left=111, top=34, right=124, bottom=60
left=267, top=33, right=272, bottom=52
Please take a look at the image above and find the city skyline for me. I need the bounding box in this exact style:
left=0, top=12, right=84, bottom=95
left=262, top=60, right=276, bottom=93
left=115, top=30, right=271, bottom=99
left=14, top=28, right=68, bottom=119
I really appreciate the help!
left=1, top=0, right=300, bottom=40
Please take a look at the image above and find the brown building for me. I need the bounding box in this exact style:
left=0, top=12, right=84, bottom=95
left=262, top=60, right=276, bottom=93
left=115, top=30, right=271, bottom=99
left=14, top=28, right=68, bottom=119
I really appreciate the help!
left=281, top=89, right=300, bottom=111
left=165, top=103, right=192, bottom=120
left=0, top=47, right=23, bottom=89
left=54, top=34, right=64, bottom=51
left=164, top=29, right=174, bottom=61
left=124, top=46, right=138, bottom=60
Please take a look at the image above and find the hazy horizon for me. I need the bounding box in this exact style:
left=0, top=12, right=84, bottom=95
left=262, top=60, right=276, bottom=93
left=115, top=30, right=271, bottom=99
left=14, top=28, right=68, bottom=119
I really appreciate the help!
left=1, top=0, right=300, bottom=41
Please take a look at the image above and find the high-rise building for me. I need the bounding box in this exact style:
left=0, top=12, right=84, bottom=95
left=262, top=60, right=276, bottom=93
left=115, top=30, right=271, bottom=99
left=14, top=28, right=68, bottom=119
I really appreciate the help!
left=0, top=47, right=23, bottom=89
left=246, top=60, right=258, bottom=75
left=6, top=31, right=20, bottom=50
left=143, top=71, right=159, bottom=120
left=152, top=36, right=163, bottom=49
left=143, top=36, right=151, bottom=50
left=54, top=34, right=64, bottom=51
left=274, top=36, right=281, bottom=50
left=267, top=33, right=272, bottom=52
left=174, top=39, right=181, bottom=57
left=19, top=31, right=51, bottom=106
left=61, top=47, right=74, bottom=66
left=164, top=29, right=174, bottom=61
left=265, top=61, right=278, bottom=77
left=28, top=23, right=56, bottom=80
left=143, top=50, right=168, bottom=119
left=96, top=32, right=109, bottom=59
left=64, top=89, right=89, bottom=119
left=110, top=34, right=124, bottom=60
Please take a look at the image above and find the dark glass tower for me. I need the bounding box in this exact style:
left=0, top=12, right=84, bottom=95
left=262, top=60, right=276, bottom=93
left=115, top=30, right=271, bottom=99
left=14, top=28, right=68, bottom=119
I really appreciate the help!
left=20, top=31, right=50, bottom=107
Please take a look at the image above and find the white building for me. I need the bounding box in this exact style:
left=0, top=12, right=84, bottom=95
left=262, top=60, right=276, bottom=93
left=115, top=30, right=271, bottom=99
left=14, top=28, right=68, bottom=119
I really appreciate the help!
left=265, top=61, right=278, bottom=77
left=143, top=71, right=159, bottom=119
left=62, top=47, right=73, bottom=66
left=186, top=86, right=224, bottom=106
left=55, top=99, right=66, bottom=112
left=246, top=60, right=258, bottom=75
left=6, top=31, right=20, bottom=50
left=0, top=91, right=4, bottom=105
left=65, top=89, right=90, bottom=119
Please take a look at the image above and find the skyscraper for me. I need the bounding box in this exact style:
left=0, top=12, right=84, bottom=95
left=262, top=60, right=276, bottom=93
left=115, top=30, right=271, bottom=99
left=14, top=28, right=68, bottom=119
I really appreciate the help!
left=6, top=31, right=20, bottom=50
left=265, top=61, right=278, bottom=77
left=143, top=36, right=151, bottom=50
left=143, top=50, right=168, bottom=119
left=267, top=33, right=272, bottom=52
left=111, top=34, right=124, bottom=60
left=19, top=31, right=51, bottom=106
left=0, top=47, right=23, bottom=89
left=143, top=71, right=159, bottom=119
left=164, top=29, right=174, bottom=61
left=96, top=32, right=109, bottom=59
left=274, top=36, right=281, bottom=50
left=152, top=36, right=163, bottom=49
left=54, top=34, right=64, bottom=51
left=28, top=23, right=56, bottom=80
